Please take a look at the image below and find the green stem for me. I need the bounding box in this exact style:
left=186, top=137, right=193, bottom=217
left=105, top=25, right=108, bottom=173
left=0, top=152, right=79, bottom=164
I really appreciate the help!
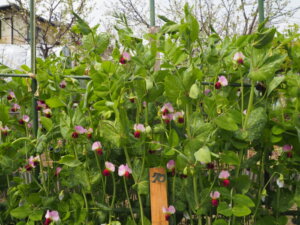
left=193, top=175, right=200, bottom=209
left=240, top=69, right=244, bottom=127
left=124, top=177, right=136, bottom=225
left=137, top=193, right=144, bottom=225
left=109, top=174, right=116, bottom=223
left=94, top=152, right=105, bottom=202
left=243, top=81, right=255, bottom=129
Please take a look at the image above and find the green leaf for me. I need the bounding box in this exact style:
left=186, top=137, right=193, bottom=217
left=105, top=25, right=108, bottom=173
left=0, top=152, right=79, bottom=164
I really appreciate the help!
left=59, top=155, right=82, bottom=167
left=133, top=78, right=147, bottom=99
left=271, top=125, right=285, bottom=135
left=217, top=202, right=233, bottom=217
left=213, top=219, right=227, bottom=225
left=194, top=146, right=211, bottom=163
left=164, top=75, right=184, bottom=102
left=215, top=114, right=239, bottom=131
left=246, top=107, right=267, bottom=141
left=253, top=28, right=276, bottom=49
left=168, top=129, right=179, bottom=147
left=136, top=180, right=149, bottom=195
left=29, top=210, right=43, bottom=221
left=46, top=98, right=65, bottom=108
left=72, top=12, right=92, bottom=35
left=10, top=206, right=32, bottom=219
left=189, top=83, right=200, bottom=99
left=233, top=194, right=255, bottom=207
left=220, top=151, right=240, bottom=166
left=232, top=205, right=251, bottom=217
left=267, top=76, right=285, bottom=96
left=40, top=117, right=53, bottom=131
left=249, top=54, right=286, bottom=81
left=235, top=175, right=251, bottom=194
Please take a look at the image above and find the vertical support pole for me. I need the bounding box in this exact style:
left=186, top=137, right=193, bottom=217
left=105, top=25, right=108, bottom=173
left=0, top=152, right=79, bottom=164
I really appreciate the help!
left=258, top=0, right=264, bottom=23
left=149, top=168, right=169, bottom=225
left=30, top=0, right=38, bottom=137
left=150, top=0, right=155, bottom=27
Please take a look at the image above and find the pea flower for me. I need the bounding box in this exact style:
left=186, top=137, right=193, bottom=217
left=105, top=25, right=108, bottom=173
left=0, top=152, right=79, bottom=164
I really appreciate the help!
left=233, top=52, right=245, bottom=64
left=173, top=111, right=184, bottom=124
left=25, top=156, right=40, bottom=171
left=92, top=141, right=103, bottom=155
left=119, top=52, right=131, bottom=64
left=162, top=205, right=176, bottom=221
left=118, top=164, right=132, bottom=178
left=55, top=167, right=62, bottom=176
left=19, top=115, right=30, bottom=125
left=59, top=80, right=67, bottom=88
left=7, top=91, right=15, bottom=100
left=133, top=124, right=145, bottom=138
left=282, top=144, right=293, bottom=158
left=161, top=103, right=174, bottom=115
left=167, top=160, right=176, bottom=176
left=219, top=170, right=230, bottom=187
left=44, top=210, right=60, bottom=225
left=72, top=126, right=87, bottom=138
left=210, top=191, right=220, bottom=207
left=102, top=161, right=115, bottom=176
left=215, top=76, right=228, bottom=90
left=204, top=89, right=211, bottom=95
left=36, top=100, right=47, bottom=111
left=87, top=128, right=93, bottom=139
left=11, top=103, right=20, bottom=112
left=43, top=108, right=52, bottom=118
left=0, top=126, right=10, bottom=136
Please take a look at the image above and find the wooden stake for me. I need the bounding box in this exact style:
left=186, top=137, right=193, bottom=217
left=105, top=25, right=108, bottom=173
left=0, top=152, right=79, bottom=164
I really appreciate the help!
left=149, top=167, right=168, bottom=225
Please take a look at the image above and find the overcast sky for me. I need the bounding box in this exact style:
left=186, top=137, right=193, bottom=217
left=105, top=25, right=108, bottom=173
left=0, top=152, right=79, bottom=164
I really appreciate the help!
left=88, top=0, right=300, bottom=31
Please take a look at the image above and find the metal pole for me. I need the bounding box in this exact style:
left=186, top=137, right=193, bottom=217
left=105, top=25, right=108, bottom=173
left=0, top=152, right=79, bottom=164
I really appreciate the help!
left=258, top=0, right=265, bottom=23
left=150, top=0, right=155, bottom=26
left=30, top=0, right=38, bottom=137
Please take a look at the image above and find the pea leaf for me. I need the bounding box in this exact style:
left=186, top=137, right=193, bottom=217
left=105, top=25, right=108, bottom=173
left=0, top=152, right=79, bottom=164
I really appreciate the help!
left=215, top=114, right=239, bottom=131
left=232, top=205, right=251, bottom=217
left=10, top=206, right=32, bottom=219
left=194, top=146, right=211, bottom=163
left=59, top=155, right=82, bottom=167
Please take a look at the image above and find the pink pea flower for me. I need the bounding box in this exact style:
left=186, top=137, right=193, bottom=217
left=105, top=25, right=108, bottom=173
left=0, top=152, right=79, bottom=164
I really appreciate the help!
left=119, top=52, right=131, bottom=64
left=210, top=191, right=220, bottom=207
left=55, top=167, right=62, bottom=176
left=167, top=160, right=176, bottom=176
left=173, top=111, right=184, bottom=124
left=36, top=100, right=47, bottom=111
left=215, top=76, right=228, bottom=89
left=87, top=128, right=93, bottom=139
left=161, top=103, right=174, bottom=115
left=204, top=89, right=211, bottom=95
left=25, top=156, right=39, bottom=171
left=133, top=124, right=145, bottom=138
left=92, top=141, right=103, bottom=155
left=233, top=52, right=245, bottom=64
left=7, top=91, right=15, bottom=100
left=282, top=144, right=293, bottom=158
left=118, top=164, right=132, bottom=178
left=19, top=115, right=30, bottom=124
left=0, top=126, right=10, bottom=136
left=102, top=161, right=115, bottom=176
left=162, top=205, right=176, bottom=221
left=219, top=170, right=230, bottom=187
left=43, top=108, right=52, bottom=118
left=11, top=103, right=20, bottom=112
left=44, top=210, right=60, bottom=225
left=59, top=80, right=67, bottom=88
left=72, top=126, right=87, bottom=138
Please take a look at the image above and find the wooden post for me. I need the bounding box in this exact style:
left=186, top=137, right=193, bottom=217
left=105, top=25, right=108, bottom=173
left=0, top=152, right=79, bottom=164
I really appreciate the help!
left=149, top=167, right=169, bottom=225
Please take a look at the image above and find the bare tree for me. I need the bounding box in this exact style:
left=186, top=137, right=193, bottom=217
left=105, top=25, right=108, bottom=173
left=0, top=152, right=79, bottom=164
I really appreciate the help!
left=107, top=0, right=300, bottom=37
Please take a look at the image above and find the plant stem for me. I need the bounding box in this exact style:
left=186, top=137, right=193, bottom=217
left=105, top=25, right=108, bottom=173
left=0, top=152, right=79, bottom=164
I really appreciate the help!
left=124, top=177, right=136, bottom=225
left=137, top=193, right=144, bottom=225
left=109, top=173, right=116, bottom=223
left=243, top=81, right=255, bottom=129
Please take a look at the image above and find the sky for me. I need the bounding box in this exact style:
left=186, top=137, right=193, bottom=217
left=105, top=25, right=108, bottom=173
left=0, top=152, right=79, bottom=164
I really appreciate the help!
left=87, top=0, right=300, bottom=32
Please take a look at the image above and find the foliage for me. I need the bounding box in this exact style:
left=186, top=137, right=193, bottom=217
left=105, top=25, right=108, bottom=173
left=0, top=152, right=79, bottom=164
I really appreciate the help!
left=0, top=6, right=299, bottom=225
